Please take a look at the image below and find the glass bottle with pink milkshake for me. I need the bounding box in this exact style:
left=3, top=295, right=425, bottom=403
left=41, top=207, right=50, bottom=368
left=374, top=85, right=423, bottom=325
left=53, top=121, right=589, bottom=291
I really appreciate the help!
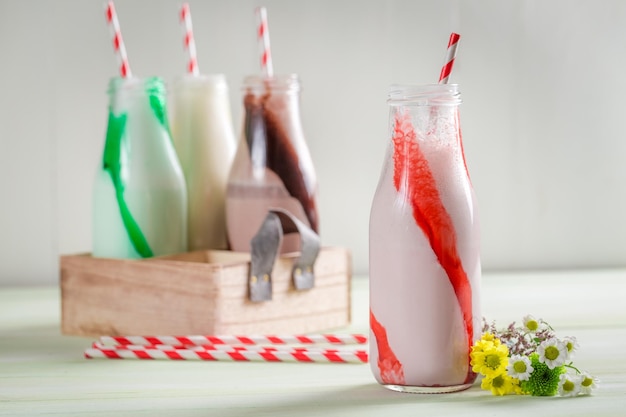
left=225, top=75, right=319, bottom=253
left=369, top=84, right=481, bottom=393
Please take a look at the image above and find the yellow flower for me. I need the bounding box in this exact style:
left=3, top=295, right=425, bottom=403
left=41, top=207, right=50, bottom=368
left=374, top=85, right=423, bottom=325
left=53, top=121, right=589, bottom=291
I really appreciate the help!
left=511, top=378, right=524, bottom=395
left=472, top=334, right=501, bottom=356
left=480, top=333, right=500, bottom=342
left=481, top=373, right=518, bottom=396
left=472, top=339, right=492, bottom=355
left=480, top=333, right=500, bottom=344
left=471, top=341, right=509, bottom=377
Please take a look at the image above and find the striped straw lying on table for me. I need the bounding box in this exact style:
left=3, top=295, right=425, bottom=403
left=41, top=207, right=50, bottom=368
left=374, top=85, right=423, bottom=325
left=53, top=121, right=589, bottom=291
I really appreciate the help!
left=85, top=334, right=369, bottom=364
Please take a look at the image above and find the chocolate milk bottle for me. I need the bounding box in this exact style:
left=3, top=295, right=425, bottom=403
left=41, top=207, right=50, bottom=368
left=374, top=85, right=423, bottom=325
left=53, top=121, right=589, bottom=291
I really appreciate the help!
left=226, top=75, right=318, bottom=253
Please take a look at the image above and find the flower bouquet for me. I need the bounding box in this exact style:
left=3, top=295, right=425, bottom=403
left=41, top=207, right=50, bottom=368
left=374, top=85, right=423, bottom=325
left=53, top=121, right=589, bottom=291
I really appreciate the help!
left=471, top=315, right=599, bottom=396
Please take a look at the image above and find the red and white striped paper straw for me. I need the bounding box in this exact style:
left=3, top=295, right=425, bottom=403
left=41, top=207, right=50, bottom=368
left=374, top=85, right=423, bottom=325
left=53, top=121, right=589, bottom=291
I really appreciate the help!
left=105, top=1, right=132, bottom=78
left=438, top=32, right=460, bottom=84
left=92, top=341, right=366, bottom=356
left=255, top=6, right=273, bottom=78
left=99, top=333, right=368, bottom=347
left=180, top=3, right=199, bottom=75
left=85, top=346, right=368, bottom=364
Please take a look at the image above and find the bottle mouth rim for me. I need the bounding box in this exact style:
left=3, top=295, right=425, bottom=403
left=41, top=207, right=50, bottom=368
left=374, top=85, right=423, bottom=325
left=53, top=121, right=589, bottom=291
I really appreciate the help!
left=107, top=76, right=165, bottom=94
left=387, top=83, right=461, bottom=105
left=242, top=74, right=301, bottom=92
left=171, top=73, right=227, bottom=84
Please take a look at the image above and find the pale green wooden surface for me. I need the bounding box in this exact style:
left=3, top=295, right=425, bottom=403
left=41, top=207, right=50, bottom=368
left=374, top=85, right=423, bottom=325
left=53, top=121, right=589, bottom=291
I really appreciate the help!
left=2, top=271, right=626, bottom=416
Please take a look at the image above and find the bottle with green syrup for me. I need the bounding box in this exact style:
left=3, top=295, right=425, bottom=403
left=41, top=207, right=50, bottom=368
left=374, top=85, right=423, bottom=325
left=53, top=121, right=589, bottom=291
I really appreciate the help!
left=92, top=77, right=188, bottom=259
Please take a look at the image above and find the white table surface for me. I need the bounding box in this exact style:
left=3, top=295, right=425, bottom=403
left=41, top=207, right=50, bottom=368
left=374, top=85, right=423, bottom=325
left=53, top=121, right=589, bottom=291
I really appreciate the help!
left=2, top=269, right=626, bottom=416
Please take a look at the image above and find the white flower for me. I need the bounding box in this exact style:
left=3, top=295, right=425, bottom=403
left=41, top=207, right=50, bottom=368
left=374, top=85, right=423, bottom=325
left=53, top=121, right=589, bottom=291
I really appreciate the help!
left=579, top=371, right=599, bottom=395
left=537, top=338, right=568, bottom=369
left=522, top=315, right=543, bottom=332
left=562, top=336, right=579, bottom=359
left=558, top=373, right=581, bottom=397
left=506, top=354, right=533, bottom=381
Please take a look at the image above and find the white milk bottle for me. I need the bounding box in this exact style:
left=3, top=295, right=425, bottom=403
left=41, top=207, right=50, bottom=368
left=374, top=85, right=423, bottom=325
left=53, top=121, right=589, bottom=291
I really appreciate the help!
left=369, top=84, right=481, bottom=393
left=170, top=74, right=236, bottom=250
left=93, top=76, right=188, bottom=258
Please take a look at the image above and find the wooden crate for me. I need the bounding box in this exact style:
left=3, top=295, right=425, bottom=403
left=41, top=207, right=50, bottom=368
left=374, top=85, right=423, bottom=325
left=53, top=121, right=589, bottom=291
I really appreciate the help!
left=60, top=248, right=351, bottom=337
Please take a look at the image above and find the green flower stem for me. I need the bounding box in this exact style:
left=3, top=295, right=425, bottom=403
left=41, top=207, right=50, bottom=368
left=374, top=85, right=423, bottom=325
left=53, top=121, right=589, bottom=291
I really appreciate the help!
left=564, top=363, right=581, bottom=374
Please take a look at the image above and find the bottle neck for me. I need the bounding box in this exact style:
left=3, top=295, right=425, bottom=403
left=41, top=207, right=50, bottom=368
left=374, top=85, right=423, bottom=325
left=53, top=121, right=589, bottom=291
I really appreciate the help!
left=107, top=77, right=166, bottom=111
left=242, top=75, right=302, bottom=127
left=106, top=77, right=169, bottom=130
left=387, top=84, right=462, bottom=147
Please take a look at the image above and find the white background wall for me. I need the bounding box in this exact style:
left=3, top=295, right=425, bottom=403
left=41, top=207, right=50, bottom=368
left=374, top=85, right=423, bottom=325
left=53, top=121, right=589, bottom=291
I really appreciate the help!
left=1, top=0, right=625, bottom=286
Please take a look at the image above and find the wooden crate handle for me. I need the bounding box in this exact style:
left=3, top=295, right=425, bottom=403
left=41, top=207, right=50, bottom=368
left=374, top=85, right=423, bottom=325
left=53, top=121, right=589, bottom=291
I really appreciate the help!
left=248, top=208, right=321, bottom=302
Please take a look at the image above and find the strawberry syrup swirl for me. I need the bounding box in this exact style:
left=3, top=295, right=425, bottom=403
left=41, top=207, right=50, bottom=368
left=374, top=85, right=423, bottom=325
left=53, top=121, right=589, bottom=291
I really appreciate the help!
left=370, top=310, right=405, bottom=385
left=390, top=111, right=474, bottom=383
